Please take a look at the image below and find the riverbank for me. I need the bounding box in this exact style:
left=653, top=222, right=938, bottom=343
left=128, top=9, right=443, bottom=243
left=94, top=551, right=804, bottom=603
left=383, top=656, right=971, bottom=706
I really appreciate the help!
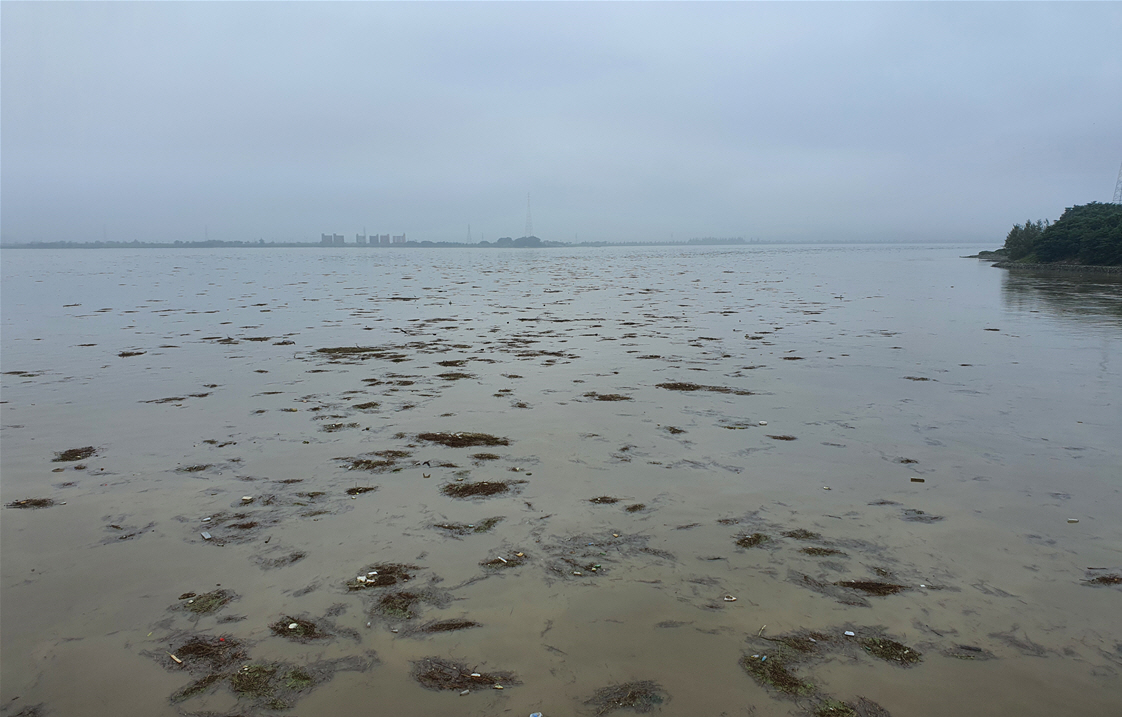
left=991, top=260, right=1122, bottom=274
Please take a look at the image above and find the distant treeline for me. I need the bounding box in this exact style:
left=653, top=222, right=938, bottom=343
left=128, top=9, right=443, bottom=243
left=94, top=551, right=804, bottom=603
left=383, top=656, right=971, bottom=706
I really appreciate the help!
left=1003, top=202, right=1122, bottom=266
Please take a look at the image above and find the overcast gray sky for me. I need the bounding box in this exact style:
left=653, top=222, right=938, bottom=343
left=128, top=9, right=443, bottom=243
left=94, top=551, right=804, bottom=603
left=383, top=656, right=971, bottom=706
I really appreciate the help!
left=3, top=2, right=1120, bottom=245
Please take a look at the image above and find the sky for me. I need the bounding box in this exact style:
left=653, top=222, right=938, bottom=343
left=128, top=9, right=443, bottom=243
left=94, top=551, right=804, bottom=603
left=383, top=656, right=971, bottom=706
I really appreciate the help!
left=2, top=1, right=1121, bottom=245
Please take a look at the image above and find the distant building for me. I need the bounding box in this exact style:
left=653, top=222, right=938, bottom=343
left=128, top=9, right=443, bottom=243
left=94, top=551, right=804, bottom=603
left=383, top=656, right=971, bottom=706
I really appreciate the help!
left=333, top=234, right=344, bottom=245
left=392, top=233, right=406, bottom=244
left=321, top=233, right=332, bottom=245
left=356, top=233, right=367, bottom=245
left=380, top=234, right=390, bottom=245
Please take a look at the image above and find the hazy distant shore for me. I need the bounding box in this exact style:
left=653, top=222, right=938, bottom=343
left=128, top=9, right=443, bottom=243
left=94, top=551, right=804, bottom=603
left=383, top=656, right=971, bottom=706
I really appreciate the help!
left=0, top=238, right=970, bottom=250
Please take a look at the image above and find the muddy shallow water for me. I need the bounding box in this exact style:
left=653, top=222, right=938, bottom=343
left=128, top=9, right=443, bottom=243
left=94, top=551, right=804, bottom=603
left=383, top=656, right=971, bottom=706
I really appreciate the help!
left=2, top=244, right=1120, bottom=717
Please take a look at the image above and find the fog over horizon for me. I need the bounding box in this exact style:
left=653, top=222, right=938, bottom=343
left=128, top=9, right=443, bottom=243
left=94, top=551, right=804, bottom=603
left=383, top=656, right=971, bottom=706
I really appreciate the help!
left=3, top=2, right=1120, bottom=246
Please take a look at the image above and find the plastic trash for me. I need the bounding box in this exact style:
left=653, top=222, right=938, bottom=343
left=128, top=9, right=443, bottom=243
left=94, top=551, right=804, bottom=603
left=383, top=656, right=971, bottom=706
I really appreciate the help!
left=288, top=623, right=298, bottom=629
left=531, top=713, right=543, bottom=717
left=759, top=421, right=767, bottom=426
left=1067, top=518, right=1079, bottom=524
left=460, top=689, right=470, bottom=696
left=844, top=630, right=856, bottom=636
left=200, top=531, right=212, bottom=540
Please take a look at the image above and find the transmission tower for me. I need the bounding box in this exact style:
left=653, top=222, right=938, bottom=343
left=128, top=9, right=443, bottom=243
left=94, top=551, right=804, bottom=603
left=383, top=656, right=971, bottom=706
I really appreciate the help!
left=1113, top=160, right=1122, bottom=204
left=525, top=193, right=533, bottom=238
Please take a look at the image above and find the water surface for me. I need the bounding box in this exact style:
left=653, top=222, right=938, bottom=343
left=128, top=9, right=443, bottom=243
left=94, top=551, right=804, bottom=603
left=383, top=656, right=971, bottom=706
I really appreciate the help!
left=2, top=244, right=1120, bottom=716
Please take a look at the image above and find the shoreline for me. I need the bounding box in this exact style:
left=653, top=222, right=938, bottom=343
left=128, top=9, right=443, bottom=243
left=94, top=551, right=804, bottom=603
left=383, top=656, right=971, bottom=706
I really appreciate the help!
left=990, top=260, right=1122, bottom=275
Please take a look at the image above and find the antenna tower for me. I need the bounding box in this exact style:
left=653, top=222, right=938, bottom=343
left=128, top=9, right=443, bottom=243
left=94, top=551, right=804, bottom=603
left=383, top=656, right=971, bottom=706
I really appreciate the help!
left=1113, top=159, right=1122, bottom=204
left=525, top=193, right=533, bottom=237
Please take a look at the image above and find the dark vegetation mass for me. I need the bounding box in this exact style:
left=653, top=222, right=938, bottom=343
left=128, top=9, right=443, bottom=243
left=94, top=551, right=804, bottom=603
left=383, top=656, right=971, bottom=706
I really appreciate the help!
left=1002, top=202, right=1122, bottom=265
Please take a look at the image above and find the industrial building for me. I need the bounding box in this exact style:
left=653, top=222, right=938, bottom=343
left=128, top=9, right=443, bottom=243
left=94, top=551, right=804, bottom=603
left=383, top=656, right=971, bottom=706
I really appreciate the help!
left=318, top=232, right=402, bottom=245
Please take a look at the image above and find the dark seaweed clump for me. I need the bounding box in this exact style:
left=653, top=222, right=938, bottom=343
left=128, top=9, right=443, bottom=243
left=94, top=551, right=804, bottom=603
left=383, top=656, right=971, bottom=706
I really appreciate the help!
left=783, top=529, right=821, bottom=540
left=316, top=346, right=383, bottom=355
left=165, top=636, right=374, bottom=710
left=412, top=619, right=480, bottom=634
left=902, top=508, right=944, bottom=523
left=741, top=628, right=913, bottom=712
left=6, top=498, right=56, bottom=509
left=168, top=647, right=372, bottom=709
left=180, top=589, right=237, bottom=615
left=269, top=616, right=330, bottom=642
left=833, top=580, right=908, bottom=596
left=583, top=392, right=633, bottom=401
left=375, top=591, right=426, bottom=620
left=172, top=634, right=248, bottom=673
left=1085, top=574, right=1122, bottom=586
left=176, top=464, right=212, bottom=473
left=589, top=496, right=621, bottom=504
left=768, top=434, right=798, bottom=441
left=53, top=446, right=96, bottom=462
left=740, top=653, right=816, bottom=696
left=433, top=517, right=503, bottom=535
left=347, top=563, right=417, bottom=589
left=418, top=432, right=510, bottom=448
left=346, top=486, right=378, bottom=495
left=481, top=552, right=528, bottom=569
left=736, top=532, right=770, bottom=548
left=441, top=480, right=524, bottom=499
left=229, top=663, right=290, bottom=706
left=656, top=382, right=752, bottom=396
left=585, top=680, right=666, bottom=715
left=411, top=656, right=518, bottom=691
left=860, top=637, right=922, bottom=665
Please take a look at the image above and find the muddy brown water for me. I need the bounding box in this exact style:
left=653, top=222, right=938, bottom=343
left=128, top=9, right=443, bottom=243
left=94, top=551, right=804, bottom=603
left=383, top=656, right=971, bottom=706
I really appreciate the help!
left=2, top=245, right=1120, bottom=716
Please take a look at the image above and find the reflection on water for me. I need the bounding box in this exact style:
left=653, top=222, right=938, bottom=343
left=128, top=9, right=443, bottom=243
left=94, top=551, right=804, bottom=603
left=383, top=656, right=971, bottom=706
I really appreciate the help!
left=1001, top=269, right=1122, bottom=327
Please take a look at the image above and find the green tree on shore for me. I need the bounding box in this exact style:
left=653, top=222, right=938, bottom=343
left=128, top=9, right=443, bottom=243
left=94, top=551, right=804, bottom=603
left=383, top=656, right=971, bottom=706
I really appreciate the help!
left=1004, top=219, right=1047, bottom=260
left=1002, top=202, right=1122, bottom=266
